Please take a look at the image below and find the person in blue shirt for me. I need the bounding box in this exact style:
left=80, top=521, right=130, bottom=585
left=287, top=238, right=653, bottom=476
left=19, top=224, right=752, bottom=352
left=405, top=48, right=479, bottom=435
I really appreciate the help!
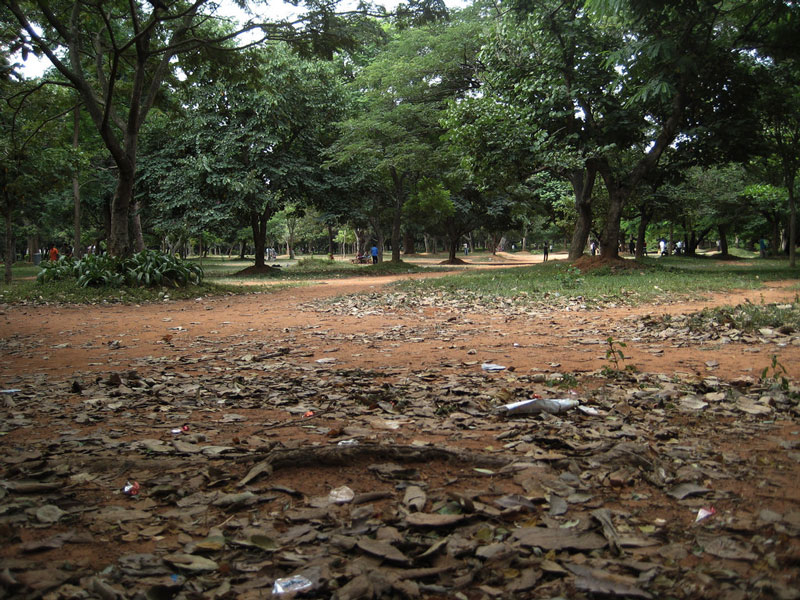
left=371, top=245, right=379, bottom=264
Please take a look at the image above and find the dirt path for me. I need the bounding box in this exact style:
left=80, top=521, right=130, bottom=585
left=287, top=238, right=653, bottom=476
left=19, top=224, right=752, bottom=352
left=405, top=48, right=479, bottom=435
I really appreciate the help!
left=3, top=269, right=799, bottom=384
left=2, top=265, right=800, bottom=599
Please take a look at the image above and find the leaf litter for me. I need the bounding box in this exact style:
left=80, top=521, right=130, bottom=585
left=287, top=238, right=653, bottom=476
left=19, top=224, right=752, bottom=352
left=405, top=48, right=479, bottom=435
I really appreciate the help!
left=1, top=284, right=799, bottom=599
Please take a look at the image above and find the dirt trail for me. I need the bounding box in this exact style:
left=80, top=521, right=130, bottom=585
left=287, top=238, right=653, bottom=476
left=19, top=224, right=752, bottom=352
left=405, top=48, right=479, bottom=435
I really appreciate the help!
left=2, top=267, right=798, bottom=384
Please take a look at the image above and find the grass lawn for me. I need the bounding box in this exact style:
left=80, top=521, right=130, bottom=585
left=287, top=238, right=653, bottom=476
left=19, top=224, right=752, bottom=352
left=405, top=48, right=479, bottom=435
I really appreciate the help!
left=1, top=252, right=796, bottom=306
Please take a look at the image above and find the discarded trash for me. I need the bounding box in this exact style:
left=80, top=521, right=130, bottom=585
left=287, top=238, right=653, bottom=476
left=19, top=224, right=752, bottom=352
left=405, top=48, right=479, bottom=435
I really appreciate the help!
left=171, top=428, right=183, bottom=434
left=303, top=411, right=315, bottom=418
left=578, top=405, right=601, bottom=416
left=328, top=485, right=355, bottom=504
left=481, top=363, right=507, bottom=372
left=122, top=481, right=140, bottom=496
left=272, top=575, right=313, bottom=595
left=498, top=398, right=579, bottom=415
left=316, top=358, right=336, bottom=364
left=0, top=389, right=21, bottom=394
left=337, top=439, right=358, bottom=446
left=696, top=507, right=716, bottom=522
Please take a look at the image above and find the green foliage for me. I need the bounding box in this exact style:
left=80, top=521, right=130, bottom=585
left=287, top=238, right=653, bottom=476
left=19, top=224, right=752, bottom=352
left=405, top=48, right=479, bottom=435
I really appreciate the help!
left=603, top=336, right=627, bottom=374
left=396, top=256, right=796, bottom=308
left=37, top=251, right=203, bottom=289
left=761, top=354, right=790, bottom=392
left=125, top=250, right=203, bottom=287
left=685, top=302, right=800, bottom=335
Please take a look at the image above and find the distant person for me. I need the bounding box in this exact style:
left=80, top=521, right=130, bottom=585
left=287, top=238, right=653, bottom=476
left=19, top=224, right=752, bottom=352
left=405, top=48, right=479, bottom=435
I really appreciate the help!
left=48, top=244, right=59, bottom=262
left=463, top=243, right=469, bottom=256
left=542, top=243, right=549, bottom=262
left=590, top=241, right=597, bottom=256
left=629, top=238, right=635, bottom=254
left=659, top=239, right=667, bottom=256
left=371, top=244, right=379, bottom=264
left=759, top=238, right=767, bottom=258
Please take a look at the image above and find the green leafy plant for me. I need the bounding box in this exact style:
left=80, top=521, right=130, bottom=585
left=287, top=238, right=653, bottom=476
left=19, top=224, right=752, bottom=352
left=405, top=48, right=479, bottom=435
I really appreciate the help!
left=37, top=251, right=203, bottom=289
left=36, top=257, right=76, bottom=283
left=125, top=250, right=203, bottom=287
left=761, top=354, right=790, bottom=391
left=602, top=336, right=628, bottom=376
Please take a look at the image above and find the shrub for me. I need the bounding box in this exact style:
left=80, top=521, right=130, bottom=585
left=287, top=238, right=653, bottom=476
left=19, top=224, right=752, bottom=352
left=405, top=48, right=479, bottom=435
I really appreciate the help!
left=36, top=257, right=76, bottom=284
left=37, top=250, right=203, bottom=288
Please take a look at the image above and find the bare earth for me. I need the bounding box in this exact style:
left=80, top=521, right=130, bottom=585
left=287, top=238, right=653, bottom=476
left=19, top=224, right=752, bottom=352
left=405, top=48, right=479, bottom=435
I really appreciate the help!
left=1, top=257, right=799, bottom=599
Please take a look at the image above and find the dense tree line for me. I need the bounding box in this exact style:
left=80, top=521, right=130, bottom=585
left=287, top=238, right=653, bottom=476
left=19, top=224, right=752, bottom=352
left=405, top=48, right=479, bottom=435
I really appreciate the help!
left=2, top=0, right=798, bottom=280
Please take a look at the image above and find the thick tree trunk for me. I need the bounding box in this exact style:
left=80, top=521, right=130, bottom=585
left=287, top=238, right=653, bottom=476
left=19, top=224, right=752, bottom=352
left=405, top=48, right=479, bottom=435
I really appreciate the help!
left=567, top=167, right=597, bottom=260
left=718, top=224, right=729, bottom=256
left=327, top=224, right=334, bottom=258
left=251, top=209, right=269, bottom=268
left=403, top=229, right=415, bottom=255
left=635, top=208, right=652, bottom=259
left=448, top=238, right=457, bottom=263
left=600, top=186, right=625, bottom=260
left=73, top=104, right=82, bottom=258
left=109, top=166, right=134, bottom=257
left=131, top=200, right=145, bottom=252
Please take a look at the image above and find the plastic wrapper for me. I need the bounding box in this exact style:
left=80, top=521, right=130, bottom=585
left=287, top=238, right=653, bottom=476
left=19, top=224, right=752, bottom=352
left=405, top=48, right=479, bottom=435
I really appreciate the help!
left=498, top=398, right=579, bottom=415
left=272, top=574, right=313, bottom=595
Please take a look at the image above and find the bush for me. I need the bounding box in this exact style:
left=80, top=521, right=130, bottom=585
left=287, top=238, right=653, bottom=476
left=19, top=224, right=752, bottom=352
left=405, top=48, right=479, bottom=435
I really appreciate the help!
left=37, top=250, right=203, bottom=288
left=36, top=257, right=77, bottom=284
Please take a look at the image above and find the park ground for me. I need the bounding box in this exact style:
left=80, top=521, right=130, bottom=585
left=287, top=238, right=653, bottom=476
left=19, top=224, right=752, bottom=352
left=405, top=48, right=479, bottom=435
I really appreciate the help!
left=1, top=251, right=800, bottom=599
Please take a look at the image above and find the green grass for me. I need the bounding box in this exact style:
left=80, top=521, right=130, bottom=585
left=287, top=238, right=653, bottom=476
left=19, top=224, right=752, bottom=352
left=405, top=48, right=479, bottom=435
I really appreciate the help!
left=2, top=253, right=797, bottom=306
left=0, top=278, right=244, bottom=304
left=193, top=256, right=442, bottom=280
left=392, top=256, right=799, bottom=308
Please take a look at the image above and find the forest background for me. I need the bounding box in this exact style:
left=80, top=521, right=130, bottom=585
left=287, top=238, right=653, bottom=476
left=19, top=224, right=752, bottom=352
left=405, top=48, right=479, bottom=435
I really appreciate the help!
left=1, top=0, right=799, bottom=279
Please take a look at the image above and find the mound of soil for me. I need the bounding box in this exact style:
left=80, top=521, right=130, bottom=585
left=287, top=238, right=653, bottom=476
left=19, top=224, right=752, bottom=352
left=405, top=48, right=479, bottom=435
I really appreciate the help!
left=439, top=257, right=468, bottom=265
left=233, top=264, right=281, bottom=276
left=573, top=254, right=647, bottom=273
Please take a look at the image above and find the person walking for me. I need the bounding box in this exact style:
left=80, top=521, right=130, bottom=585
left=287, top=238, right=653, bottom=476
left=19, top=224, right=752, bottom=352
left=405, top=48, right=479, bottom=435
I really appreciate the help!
left=542, top=243, right=549, bottom=262
left=371, top=244, right=379, bottom=264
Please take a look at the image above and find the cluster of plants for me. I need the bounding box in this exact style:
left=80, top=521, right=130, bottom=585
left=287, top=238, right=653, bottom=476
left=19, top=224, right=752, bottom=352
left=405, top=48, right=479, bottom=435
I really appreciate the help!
left=37, top=250, right=203, bottom=288
left=685, top=301, right=800, bottom=334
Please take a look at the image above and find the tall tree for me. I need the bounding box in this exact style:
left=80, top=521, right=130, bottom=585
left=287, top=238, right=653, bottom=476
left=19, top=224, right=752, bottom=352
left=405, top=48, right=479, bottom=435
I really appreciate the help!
left=139, top=44, right=346, bottom=269
left=329, top=9, right=483, bottom=262
left=4, top=0, right=378, bottom=257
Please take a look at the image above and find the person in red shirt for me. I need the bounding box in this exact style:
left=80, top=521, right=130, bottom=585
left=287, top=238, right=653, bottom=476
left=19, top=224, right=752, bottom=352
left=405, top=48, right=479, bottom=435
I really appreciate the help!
left=48, top=245, right=59, bottom=262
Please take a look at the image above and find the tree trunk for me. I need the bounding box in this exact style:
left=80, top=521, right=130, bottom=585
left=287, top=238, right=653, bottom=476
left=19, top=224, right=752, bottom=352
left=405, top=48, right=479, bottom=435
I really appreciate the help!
left=448, top=237, right=457, bottom=263
left=131, top=200, right=145, bottom=252
left=521, top=222, right=528, bottom=252
left=403, top=229, right=415, bottom=255
left=635, top=208, right=652, bottom=259
left=327, top=223, right=334, bottom=258
left=251, top=209, right=270, bottom=268
left=3, top=194, right=14, bottom=284
left=718, top=224, right=729, bottom=256
left=567, top=167, right=597, bottom=260
left=599, top=184, right=625, bottom=260
left=389, top=167, right=404, bottom=263
left=771, top=215, right=780, bottom=258
left=109, top=165, right=135, bottom=257
left=72, top=104, right=82, bottom=259
left=789, top=174, right=797, bottom=268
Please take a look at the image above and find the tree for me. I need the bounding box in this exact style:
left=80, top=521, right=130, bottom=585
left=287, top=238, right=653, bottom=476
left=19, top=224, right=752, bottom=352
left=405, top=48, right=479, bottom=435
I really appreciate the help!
left=139, top=44, right=346, bottom=269
left=329, top=10, right=483, bottom=262
left=4, top=0, right=379, bottom=257
left=756, top=61, right=800, bottom=266
left=1, top=75, right=73, bottom=282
